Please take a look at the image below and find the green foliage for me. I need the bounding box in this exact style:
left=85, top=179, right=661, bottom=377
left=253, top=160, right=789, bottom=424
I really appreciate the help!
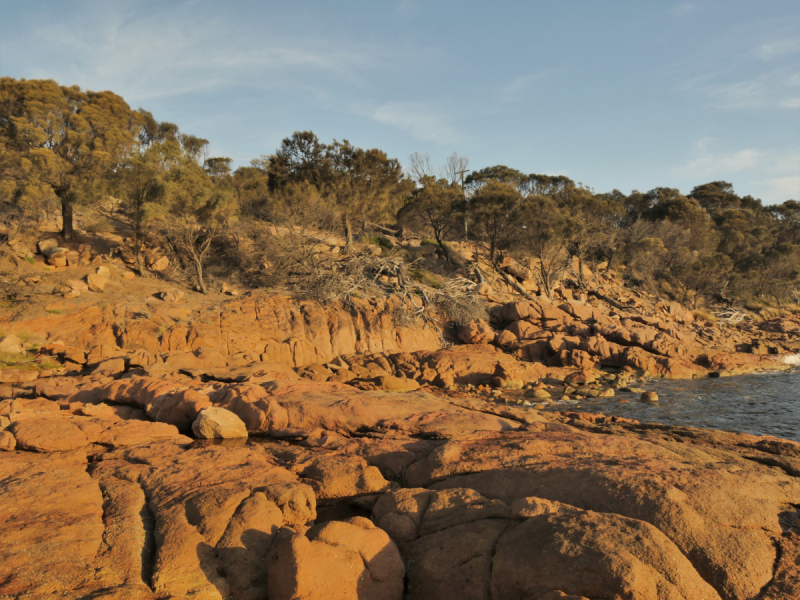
left=368, top=235, right=394, bottom=251
left=265, top=131, right=413, bottom=249
left=47, top=309, right=61, bottom=314
left=468, top=180, right=524, bottom=263
left=24, top=256, right=34, bottom=264
left=410, top=267, right=441, bottom=288
left=397, top=176, right=463, bottom=261
left=1, top=76, right=795, bottom=309
left=0, top=351, right=34, bottom=368
left=0, top=77, right=142, bottom=239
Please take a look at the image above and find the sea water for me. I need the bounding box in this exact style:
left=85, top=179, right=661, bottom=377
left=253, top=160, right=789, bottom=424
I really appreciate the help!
left=555, top=368, right=800, bottom=442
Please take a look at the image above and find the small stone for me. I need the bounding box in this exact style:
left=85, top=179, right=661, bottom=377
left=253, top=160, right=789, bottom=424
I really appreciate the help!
left=621, top=387, right=646, bottom=394
left=150, top=256, right=170, bottom=271
left=121, top=271, right=135, bottom=279
left=159, top=290, right=184, bottom=303
left=66, top=279, right=89, bottom=292
left=192, top=407, right=248, bottom=439
left=96, top=266, right=111, bottom=278
left=86, top=273, right=108, bottom=292
left=640, top=391, right=659, bottom=403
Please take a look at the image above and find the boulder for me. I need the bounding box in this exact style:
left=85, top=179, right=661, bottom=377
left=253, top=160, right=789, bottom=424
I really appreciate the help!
left=374, top=375, right=420, bottom=392
left=66, top=279, right=90, bottom=292
left=640, top=391, right=659, bottom=402
left=458, top=319, right=495, bottom=345
left=0, top=431, right=15, bottom=451
left=268, top=517, right=404, bottom=600
left=491, top=498, right=721, bottom=600
left=36, top=238, right=59, bottom=255
left=149, top=256, right=169, bottom=271
left=92, top=357, right=125, bottom=375
left=192, top=407, right=248, bottom=439
left=159, top=290, right=184, bottom=303
left=0, top=334, right=23, bottom=354
left=86, top=273, right=108, bottom=292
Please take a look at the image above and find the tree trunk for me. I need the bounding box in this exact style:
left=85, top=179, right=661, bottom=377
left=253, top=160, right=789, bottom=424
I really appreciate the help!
left=435, top=233, right=451, bottom=264
left=134, top=231, right=146, bottom=277
left=135, top=247, right=146, bottom=277
left=193, top=257, right=207, bottom=294
left=576, top=254, right=587, bottom=290
left=343, top=214, right=353, bottom=254
left=61, top=200, right=74, bottom=241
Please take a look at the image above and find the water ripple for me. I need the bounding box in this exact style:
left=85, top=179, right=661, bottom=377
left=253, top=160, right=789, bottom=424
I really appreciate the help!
left=557, top=369, right=800, bottom=442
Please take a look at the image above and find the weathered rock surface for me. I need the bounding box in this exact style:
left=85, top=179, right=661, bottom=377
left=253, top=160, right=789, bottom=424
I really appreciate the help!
left=1, top=282, right=799, bottom=600
left=268, top=517, right=404, bottom=600
left=2, top=376, right=797, bottom=600
left=192, top=406, right=248, bottom=438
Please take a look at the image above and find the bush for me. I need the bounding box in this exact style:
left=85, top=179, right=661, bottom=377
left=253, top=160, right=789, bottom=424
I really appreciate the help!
left=410, top=268, right=441, bottom=289
left=368, top=235, right=394, bottom=251
left=691, top=309, right=717, bottom=324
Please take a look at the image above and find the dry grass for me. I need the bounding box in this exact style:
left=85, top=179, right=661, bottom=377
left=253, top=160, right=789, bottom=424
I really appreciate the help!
left=757, top=306, right=790, bottom=321
left=0, top=350, right=36, bottom=369
left=691, top=309, right=717, bottom=325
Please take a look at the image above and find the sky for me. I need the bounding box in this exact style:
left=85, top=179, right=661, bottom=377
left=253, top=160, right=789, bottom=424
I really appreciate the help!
left=1, top=0, right=799, bottom=204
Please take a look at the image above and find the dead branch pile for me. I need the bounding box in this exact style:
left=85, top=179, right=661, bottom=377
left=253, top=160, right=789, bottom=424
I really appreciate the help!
left=279, top=249, right=487, bottom=337
left=713, top=306, right=750, bottom=327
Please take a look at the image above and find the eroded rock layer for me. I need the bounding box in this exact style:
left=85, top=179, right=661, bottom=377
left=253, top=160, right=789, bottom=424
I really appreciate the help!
left=1, top=293, right=799, bottom=599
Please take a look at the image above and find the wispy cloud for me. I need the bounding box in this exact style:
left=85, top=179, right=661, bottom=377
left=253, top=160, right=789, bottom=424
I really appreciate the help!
left=756, top=37, right=800, bottom=60
left=371, top=102, right=461, bottom=145
left=763, top=175, right=800, bottom=202
left=683, top=69, right=800, bottom=110
left=669, top=3, right=699, bottom=18
left=683, top=147, right=764, bottom=175
left=499, top=70, right=560, bottom=104
left=779, top=97, right=800, bottom=109
left=678, top=141, right=800, bottom=203
left=17, top=2, right=382, bottom=103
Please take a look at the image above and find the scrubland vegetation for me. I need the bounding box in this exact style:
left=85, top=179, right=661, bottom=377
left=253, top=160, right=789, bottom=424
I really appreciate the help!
left=1, top=77, right=798, bottom=312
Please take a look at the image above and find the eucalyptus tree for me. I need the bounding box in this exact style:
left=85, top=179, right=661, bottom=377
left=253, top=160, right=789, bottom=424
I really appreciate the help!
left=0, top=77, right=141, bottom=239
left=397, top=175, right=463, bottom=262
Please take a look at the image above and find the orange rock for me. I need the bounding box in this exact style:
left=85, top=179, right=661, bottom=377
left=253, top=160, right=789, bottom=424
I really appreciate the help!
left=0, top=369, right=39, bottom=384
left=11, top=415, right=88, bottom=452
left=458, top=319, right=495, bottom=344
left=268, top=517, right=404, bottom=600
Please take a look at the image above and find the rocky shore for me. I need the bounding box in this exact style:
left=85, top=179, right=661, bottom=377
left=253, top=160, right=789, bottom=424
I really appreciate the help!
left=2, top=281, right=799, bottom=599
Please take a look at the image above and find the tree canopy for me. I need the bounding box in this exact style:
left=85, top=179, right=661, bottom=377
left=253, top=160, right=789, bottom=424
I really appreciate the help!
left=1, top=77, right=797, bottom=307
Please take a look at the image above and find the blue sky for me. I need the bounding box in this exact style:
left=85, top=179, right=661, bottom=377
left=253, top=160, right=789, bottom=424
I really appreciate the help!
left=1, top=0, right=799, bottom=204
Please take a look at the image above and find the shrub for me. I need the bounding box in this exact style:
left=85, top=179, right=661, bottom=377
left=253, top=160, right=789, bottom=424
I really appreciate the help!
left=410, top=268, right=441, bottom=289
left=691, top=309, right=717, bottom=324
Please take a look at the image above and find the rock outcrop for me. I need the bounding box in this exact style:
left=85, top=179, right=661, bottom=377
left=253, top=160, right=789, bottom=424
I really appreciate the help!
left=1, top=275, right=799, bottom=599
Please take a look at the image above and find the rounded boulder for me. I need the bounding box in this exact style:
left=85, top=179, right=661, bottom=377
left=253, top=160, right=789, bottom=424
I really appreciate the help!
left=191, top=407, right=248, bottom=439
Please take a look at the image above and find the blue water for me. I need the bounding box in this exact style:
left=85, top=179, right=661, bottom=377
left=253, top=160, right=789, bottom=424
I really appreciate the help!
left=556, top=369, right=800, bottom=442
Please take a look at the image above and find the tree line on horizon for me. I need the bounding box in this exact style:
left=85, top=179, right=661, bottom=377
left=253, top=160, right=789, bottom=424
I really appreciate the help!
left=1, top=77, right=798, bottom=308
